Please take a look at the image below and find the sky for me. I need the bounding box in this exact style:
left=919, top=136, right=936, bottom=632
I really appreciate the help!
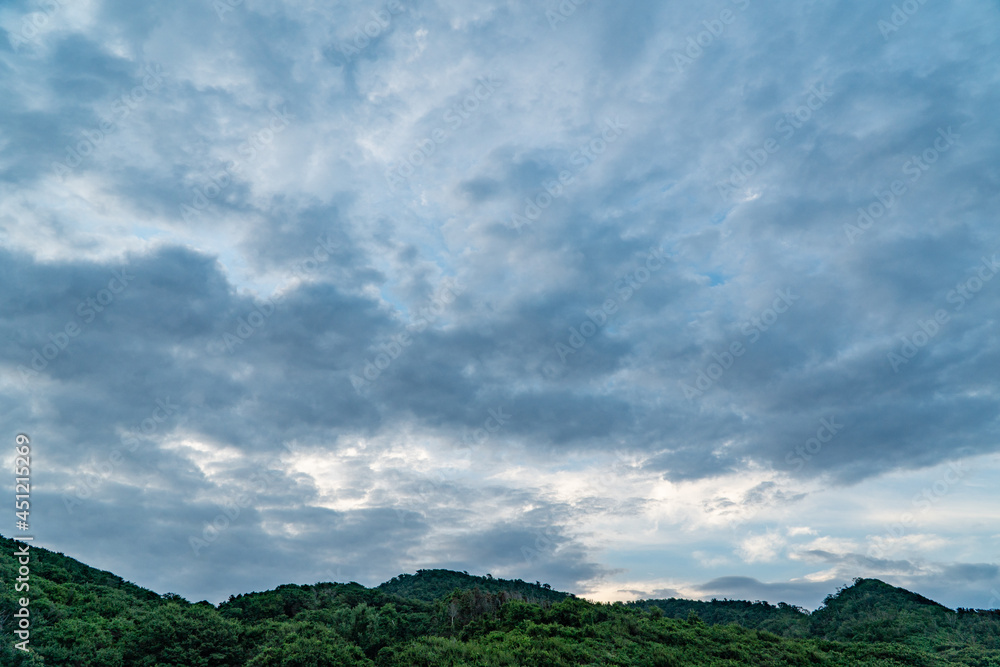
left=1, top=0, right=999, bottom=611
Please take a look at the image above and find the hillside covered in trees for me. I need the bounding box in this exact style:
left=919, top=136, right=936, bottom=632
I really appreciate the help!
left=2, top=533, right=999, bottom=666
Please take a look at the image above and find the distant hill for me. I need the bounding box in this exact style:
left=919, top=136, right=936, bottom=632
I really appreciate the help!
left=809, top=577, right=1000, bottom=653
left=0, top=533, right=160, bottom=602
left=376, top=568, right=568, bottom=604
left=3, top=533, right=1000, bottom=666
left=627, top=596, right=812, bottom=637
left=629, top=577, right=1000, bottom=662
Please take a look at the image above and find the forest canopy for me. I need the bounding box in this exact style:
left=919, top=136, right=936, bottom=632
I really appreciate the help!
left=2, top=534, right=999, bottom=666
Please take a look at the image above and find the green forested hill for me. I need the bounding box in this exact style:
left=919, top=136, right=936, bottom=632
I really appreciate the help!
left=376, top=569, right=568, bottom=604
left=2, top=533, right=999, bottom=666
left=627, top=596, right=812, bottom=637
left=629, top=578, right=1000, bottom=664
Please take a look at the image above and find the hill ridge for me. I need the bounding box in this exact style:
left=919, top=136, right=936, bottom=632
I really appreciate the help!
left=4, top=533, right=1000, bottom=666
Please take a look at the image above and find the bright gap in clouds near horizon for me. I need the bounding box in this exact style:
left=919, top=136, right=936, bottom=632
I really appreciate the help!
left=2, top=0, right=999, bottom=609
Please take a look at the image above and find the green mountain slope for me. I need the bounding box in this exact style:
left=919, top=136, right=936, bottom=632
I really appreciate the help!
left=627, top=596, right=812, bottom=637
left=2, top=533, right=999, bottom=666
left=376, top=568, right=568, bottom=603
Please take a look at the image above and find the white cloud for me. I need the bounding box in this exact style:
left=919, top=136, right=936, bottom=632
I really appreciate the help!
left=737, top=532, right=787, bottom=563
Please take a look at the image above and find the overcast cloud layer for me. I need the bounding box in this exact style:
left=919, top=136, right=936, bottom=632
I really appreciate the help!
left=2, top=0, right=999, bottom=610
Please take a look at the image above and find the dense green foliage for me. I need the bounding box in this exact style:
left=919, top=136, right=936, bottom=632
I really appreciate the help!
left=2, top=534, right=999, bottom=666
left=627, top=597, right=812, bottom=637
left=377, top=569, right=568, bottom=604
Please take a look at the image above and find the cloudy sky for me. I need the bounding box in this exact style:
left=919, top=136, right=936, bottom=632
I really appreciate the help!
left=2, top=0, right=999, bottom=610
